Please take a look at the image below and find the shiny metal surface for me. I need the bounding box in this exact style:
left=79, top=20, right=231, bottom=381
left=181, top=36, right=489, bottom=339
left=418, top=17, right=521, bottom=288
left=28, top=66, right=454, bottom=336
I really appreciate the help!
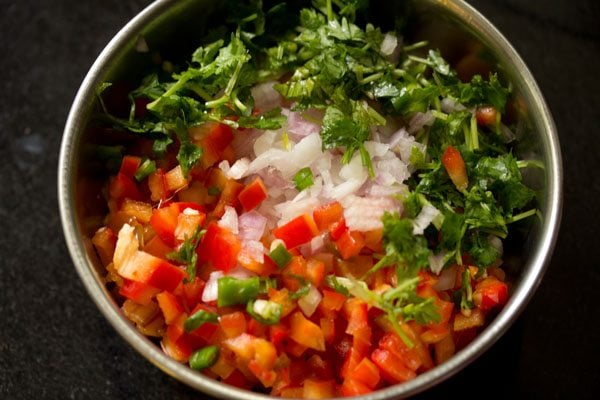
left=58, top=0, right=562, bottom=398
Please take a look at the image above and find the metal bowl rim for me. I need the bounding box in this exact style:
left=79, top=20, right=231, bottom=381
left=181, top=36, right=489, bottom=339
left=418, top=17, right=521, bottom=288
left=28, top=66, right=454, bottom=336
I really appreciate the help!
left=58, top=0, right=563, bottom=398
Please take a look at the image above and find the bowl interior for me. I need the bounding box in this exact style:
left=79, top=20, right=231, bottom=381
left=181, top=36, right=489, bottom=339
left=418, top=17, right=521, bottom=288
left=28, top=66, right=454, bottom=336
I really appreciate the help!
left=59, top=0, right=562, bottom=398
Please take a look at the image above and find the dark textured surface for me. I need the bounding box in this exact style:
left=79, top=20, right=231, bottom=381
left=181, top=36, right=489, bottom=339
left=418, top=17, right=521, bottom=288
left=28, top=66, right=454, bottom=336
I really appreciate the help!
left=1, top=0, right=599, bottom=399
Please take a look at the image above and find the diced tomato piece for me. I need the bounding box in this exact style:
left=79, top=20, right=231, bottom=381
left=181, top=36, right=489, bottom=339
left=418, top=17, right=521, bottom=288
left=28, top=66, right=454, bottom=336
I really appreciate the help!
left=340, top=347, right=363, bottom=379
left=149, top=204, right=179, bottom=247
left=156, top=291, right=184, bottom=324
left=119, top=155, right=142, bottom=178
left=348, top=357, right=380, bottom=389
left=313, top=201, right=344, bottom=231
left=119, top=279, right=159, bottom=306
left=305, top=257, right=325, bottom=287
left=336, top=230, right=365, bottom=260
left=476, top=106, right=498, bottom=126
left=220, top=311, right=247, bottom=339
left=442, top=145, right=469, bottom=191
left=197, top=222, right=241, bottom=272
left=273, top=213, right=319, bottom=249
left=473, top=277, right=508, bottom=311
left=329, top=217, right=347, bottom=241
left=371, top=349, right=416, bottom=384
left=238, top=176, right=268, bottom=212
left=289, top=311, right=325, bottom=351
left=320, top=317, right=336, bottom=344
left=118, top=251, right=185, bottom=292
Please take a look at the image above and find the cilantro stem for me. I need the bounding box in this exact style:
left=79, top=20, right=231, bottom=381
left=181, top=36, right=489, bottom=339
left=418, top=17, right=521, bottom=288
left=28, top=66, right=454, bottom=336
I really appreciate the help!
left=470, top=113, right=479, bottom=150
left=507, top=208, right=538, bottom=224
left=205, top=95, right=229, bottom=109
left=517, top=159, right=545, bottom=170
left=387, top=311, right=414, bottom=348
left=403, top=41, right=429, bottom=52
left=358, top=72, right=383, bottom=85
left=326, top=0, right=333, bottom=21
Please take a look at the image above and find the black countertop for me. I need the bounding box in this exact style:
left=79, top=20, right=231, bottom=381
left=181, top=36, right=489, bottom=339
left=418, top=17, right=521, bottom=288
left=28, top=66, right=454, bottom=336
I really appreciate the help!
left=1, top=0, right=599, bottom=398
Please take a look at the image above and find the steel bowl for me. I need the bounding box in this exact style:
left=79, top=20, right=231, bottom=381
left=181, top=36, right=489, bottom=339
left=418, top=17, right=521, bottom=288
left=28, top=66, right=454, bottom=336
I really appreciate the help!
left=58, top=0, right=562, bottom=398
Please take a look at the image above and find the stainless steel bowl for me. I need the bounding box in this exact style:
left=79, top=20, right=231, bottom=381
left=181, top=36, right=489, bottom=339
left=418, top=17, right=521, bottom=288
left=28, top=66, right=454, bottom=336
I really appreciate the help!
left=58, top=0, right=562, bottom=398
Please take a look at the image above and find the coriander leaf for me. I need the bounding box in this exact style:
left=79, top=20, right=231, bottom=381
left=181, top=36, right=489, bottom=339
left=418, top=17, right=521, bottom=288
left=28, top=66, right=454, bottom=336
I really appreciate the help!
left=174, top=119, right=203, bottom=177
left=457, top=73, right=510, bottom=112
left=166, top=227, right=206, bottom=283
left=466, top=232, right=500, bottom=267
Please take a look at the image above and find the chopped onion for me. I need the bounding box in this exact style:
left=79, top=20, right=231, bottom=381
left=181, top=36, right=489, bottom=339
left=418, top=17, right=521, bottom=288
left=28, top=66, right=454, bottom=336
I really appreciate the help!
left=250, top=81, right=282, bottom=112
left=342, top=195, right=399, bottom=231
left=433, top=265, right=456, bottom=290
left=297, top=285, right=322, bottom=317
left=408, top=111, right=435, bottom=134
left=218, top=206, right=239, bottom=234
left=413, top=204, right=441, bottom=235
left=287, top=111, right=321, bottom=138
left=202, top=271, right=224, bottom=302
left=238, top=211, right=267, bottom=241
left=226, top=158, right=250, bottom=179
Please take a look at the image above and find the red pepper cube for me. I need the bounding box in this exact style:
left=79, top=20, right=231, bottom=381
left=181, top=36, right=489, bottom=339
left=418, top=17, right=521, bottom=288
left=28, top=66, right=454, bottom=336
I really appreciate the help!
left=347, top=357, right=380, bottom=389
left=119, top=155, right=142, bottom=178
left=238, top=177, right=268, bottom=212
left=371, top=348, right=417, bottom=384
left=336, top=230, right=366, bottom=260
left=156, top=291, right=184, bottom=324
left=119, top=279, right=160, bottom=306
left=313, top=201, right=344, bottom=231
left=273, top=213, right=319, bottom=249
left=197, top=222, right=241, bottom=272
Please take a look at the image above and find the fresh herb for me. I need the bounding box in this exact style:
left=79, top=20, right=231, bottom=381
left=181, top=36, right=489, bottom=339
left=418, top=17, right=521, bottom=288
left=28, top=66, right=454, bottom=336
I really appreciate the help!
left=166, top=227, right=205, bottom=283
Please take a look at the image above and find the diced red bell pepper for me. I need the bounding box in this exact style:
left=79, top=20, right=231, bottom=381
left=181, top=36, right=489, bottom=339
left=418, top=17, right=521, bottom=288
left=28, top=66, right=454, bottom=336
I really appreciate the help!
left=347, top=357, right=380, bottom=389
left=180, top=277, right=205, bottom=311
left=329, top=217, right=347, bottom=241
left=473, top=276, right=508, bottom=311
left=156, top=291, right=184, bottom=324
left=344, top=298, right=369, bottom=336
left=150, top=202, right=206, bottom=247
left=269, top=323, right=289, bottom=350
left=273, top=213, right=319, bottom=249
left=109, top=172, right=142, bottom=201
left=340, top=377, right=373, bottom=396
left=197, top=221, right=241, bottom=272
left=189, top=122, right=234, bottom=169
left=119, top=279, right=159, bottom=306
left=313, top=201, right=344, bottom=231
left=371, top=349, right=417, bottom=384
left=442, top=145, right=469, bottom=191
left=118, top=250, right=186, bottom=292
left=238, top=176, right=268, bottom=212
left=378, top=332, right=422, bottom=372
left=119, top=155, right=142, bottom=178
left=142, top=235, right=173, bottom=259
left=336, top=230, right=366, bottom=260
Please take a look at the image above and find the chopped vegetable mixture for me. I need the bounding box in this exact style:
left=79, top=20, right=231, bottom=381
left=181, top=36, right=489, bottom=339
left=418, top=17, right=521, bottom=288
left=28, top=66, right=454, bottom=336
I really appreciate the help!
left=91, top=0, right=538, bottom=397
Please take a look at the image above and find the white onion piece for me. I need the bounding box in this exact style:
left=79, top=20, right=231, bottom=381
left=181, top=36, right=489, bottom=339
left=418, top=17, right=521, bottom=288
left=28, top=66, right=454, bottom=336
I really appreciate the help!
left=376, top=157, right=410, bottom=185
left=218, top=206, right=239, bottom=234
left=408, top=111, right=435, bottom=134
left=253, top=130, right=279, bottom=156
left=342, top=195, right=399, bottom=231
left=251, top=81, right=282, bottom=111
left=488, top=235, right=504, bottom=256
left=364, top=141, right=390, bottom=158
left=238, top=211, right=267, bottom=241
left=240, top=240, right=265, bottom=263
left=433, top=264, right=456, bottom=289
left=227, top=266, right=256, bottom=279
left=287, top=111, right=321, bottom=138
left=226, top=158, right=250, bottom=180
left=300, top=234, right=326, bottom=258
left=202, top=271, right=224, bottom=302
left=298, top=285, right=322, bottom=318
left=113, top=224, right=138, bottom=273
left=413, top=204, right=441, bottom=235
